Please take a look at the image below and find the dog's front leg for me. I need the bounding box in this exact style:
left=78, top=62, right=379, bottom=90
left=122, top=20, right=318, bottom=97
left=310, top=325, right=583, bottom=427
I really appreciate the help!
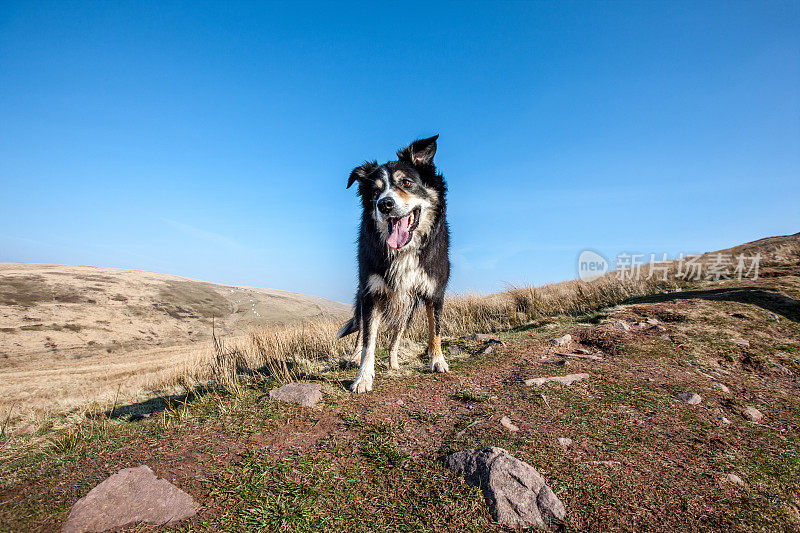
left=426, top=300, right=449, bottom=373
left=351, top=298, right=381, bottom=393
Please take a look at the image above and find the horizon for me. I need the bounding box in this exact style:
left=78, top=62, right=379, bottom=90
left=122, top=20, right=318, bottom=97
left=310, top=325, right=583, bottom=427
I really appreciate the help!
left=2, top=2, right=799, bottom=303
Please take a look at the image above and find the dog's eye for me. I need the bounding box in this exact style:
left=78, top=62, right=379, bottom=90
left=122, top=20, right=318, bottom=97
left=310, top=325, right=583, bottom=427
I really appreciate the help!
left=401, top=179, right=413, bottom=188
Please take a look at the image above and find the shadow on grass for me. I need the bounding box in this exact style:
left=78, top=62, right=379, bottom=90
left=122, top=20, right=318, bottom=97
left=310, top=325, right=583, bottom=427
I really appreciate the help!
left=96, top=386, right=215, bottom=421
left=626, top=286, right=800, bottom=322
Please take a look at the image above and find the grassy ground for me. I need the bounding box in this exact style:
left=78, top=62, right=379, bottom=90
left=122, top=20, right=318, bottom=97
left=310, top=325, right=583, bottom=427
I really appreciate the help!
left=1, top=260, right=799, bottom=531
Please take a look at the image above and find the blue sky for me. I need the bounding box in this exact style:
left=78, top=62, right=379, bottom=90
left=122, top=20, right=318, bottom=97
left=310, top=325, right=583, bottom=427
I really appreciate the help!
left=1, top=1, right=798, bottom=303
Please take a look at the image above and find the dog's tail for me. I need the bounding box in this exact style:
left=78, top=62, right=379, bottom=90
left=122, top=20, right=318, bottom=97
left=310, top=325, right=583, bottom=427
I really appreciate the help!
left=336, top=316, right=359, bottom=339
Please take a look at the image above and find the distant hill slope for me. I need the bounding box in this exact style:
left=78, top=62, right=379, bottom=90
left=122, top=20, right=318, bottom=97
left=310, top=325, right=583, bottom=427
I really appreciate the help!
left=0, top=264, right=350, bottom=417
left=0, top=263, right=350, bottom=361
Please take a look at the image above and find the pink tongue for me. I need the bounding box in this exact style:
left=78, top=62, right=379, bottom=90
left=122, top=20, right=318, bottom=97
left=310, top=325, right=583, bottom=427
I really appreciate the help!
left=387, top=214, right=411, bottom=249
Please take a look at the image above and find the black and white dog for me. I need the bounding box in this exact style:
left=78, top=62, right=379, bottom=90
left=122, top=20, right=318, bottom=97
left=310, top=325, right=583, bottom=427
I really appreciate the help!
left=338, top=135, right=450, bottom=393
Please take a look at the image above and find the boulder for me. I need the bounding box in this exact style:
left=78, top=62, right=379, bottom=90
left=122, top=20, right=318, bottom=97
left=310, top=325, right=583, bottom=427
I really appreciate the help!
left=62, top=465, right=198, bottom=533
left=444, top=447, right=565, bottom=530
left=499, top=416, right=519, bottom=432
left=268, top=382, right=323, bottom=407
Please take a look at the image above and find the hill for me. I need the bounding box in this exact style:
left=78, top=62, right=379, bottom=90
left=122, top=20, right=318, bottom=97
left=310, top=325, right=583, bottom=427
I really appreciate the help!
left=0, top=263, right=350, bottom=418
left=1, top=234, right=799, bottom=531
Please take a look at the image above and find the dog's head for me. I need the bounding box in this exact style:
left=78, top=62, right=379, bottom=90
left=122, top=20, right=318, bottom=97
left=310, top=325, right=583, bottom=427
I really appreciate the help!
left=347, top=135, right=444, bottom=250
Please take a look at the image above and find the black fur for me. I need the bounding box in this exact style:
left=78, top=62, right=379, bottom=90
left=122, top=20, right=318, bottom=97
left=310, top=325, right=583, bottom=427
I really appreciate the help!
left=339, top=135, right=451, bottom=392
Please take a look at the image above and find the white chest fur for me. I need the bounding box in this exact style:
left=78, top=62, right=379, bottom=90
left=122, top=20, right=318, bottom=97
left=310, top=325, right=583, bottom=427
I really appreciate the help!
left=367, top=252, right=436, bottom=323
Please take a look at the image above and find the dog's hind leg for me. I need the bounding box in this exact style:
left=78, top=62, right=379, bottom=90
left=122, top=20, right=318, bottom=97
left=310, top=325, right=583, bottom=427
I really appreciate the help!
left=426, top=300, right=449, bottom=373
left=347, top=323, right=363, bottom=367
left=351, top=298, right=381, bottom=393
left=388, top=322, right=406, bottom=371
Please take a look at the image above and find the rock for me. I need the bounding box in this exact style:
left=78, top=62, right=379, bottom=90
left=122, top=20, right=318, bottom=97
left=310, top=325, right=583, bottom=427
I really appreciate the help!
left=731, top=338, right=750, bottom=347
left=478, top=344, right=495, bottom=355
left=726, top=473, right=745, bottom=486
left=500, top=416, right=519, bottom=432
left=547, top=334, right=572, bottom=347
left=524, top=373, right=589, bottom=387
left=396, top=399, right=405, bottom=406
left=741, top=406, right=763, bottom=422
left=720, top=416, right=731, bottom=425
left=610, top=321, right=632, bottom=332
left=675, top=392, right=702, bottom=405
left=268, top=382, right=323, bottom=407
left=448, top=345, right=462, bottom=355
left=712, top=382, right=730, bottom=394
left=660, top=334, right=671, bottom=341
left=557, top=437, right=572, bottom=448
left=62, top=465, right=198, bottom=533
left=444, top=447, right=565, bottom=530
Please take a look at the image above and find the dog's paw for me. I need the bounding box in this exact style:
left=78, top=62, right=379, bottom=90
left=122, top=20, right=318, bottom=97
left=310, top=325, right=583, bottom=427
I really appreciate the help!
left=430, top=358, right=449, bottom=373
left=350, top=374, right=374, bottom=393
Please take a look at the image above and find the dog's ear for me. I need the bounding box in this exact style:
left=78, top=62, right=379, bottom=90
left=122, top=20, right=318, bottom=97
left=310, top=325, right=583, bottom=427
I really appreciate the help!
left=347, top=161, right=378, bottom=189
left=397, top=135, right=438, bottom=167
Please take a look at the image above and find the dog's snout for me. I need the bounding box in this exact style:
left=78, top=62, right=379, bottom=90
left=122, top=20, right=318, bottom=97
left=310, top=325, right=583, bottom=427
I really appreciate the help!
left=377, top=197, right=395, bottom=214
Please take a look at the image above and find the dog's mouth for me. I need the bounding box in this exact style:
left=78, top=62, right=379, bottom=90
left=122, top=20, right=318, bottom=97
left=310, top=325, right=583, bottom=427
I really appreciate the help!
left=386, top=207, right=421, bottom=249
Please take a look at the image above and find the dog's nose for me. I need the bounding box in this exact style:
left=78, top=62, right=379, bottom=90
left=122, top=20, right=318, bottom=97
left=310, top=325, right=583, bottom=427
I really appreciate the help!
left=377, top=197, right=395, bottom=214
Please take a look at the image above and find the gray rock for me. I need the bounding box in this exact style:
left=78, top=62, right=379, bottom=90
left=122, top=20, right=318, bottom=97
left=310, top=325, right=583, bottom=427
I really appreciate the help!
left=726, top=473, right=745, bottom=486
left=547, top=334, right=572, bottom=347
left=500, top=416, right=519, bottom=432
left=525, top=373, right=589, bottom=387
left=741, top=406, right=763, bottom=422
left=712, top=382, right=730, bottom=394
left=268, top=382, right=323, bottom=407
left=461, top=333, right=503, bottom=344
left=478, top=344, right=495, bottom=355
left=62, top=465, right=198, bottom=533
left=444, top=447, right=565, bottom=530
left=448, top=345, right=462, bottom=355
left=610, top=320, right=632, bottom=332
left=675, top=392, right=702, bottom=405
left=556, top=437, right=572, bottom=448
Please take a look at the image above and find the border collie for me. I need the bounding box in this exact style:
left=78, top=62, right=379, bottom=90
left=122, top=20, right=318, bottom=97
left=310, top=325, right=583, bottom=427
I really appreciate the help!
left=337, top=135, right=450, bottom=393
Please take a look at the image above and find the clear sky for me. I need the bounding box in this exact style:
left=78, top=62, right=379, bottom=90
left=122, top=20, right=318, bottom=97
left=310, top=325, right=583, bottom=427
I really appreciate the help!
left=1, top=1, right=798, bottom=303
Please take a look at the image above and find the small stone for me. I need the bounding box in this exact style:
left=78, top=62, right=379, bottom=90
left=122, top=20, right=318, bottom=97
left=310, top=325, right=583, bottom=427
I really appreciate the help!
left=62, top=465, right=198, bottom=533
left=720, top=416, right=732, bottom=425
left=448, top=345, right=462, bottom=355
left=647, top=377, right=656, bottom=382
left=675, top=392, right=702, bottom=405
left=741, top=406, right=763, bottom=422
left=396, top=399, right=405, bottom=406
left=557, top=437, right=572, bottom=448
left=731, top=338, right=750, bottom=347
left=548, top=334, right=572, bottom=347
left=478, top=344, right=495, bottom=355
left=712, top=382, right=730, bottom=394
left=524, top=373, right=589, bottom=387
left=611, top=321, right=632, bottom=332
left=726, top=473, right=745, bottom=486
left=500, top=416, right=519, bottom=432
left=268, top=382, right=323, bottom=407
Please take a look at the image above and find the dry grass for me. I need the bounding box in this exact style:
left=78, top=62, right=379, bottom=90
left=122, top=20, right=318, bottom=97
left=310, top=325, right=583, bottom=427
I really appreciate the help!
left=158, top=275, right=674, bottom=395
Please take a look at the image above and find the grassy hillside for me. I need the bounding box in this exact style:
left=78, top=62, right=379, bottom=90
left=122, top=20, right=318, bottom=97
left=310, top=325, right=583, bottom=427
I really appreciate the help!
left=0, top=264, right=350, bottom=423
left=1, top=234, right=798, bottom=531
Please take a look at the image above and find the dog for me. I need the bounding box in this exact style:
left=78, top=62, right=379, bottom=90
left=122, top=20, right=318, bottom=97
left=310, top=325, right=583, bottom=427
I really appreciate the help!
left=337, top=134, right=450, bottom=393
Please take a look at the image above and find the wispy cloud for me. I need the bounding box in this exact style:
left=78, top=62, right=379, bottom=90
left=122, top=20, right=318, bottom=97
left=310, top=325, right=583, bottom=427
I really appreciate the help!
left=161, top=218, right=243, bottom=249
